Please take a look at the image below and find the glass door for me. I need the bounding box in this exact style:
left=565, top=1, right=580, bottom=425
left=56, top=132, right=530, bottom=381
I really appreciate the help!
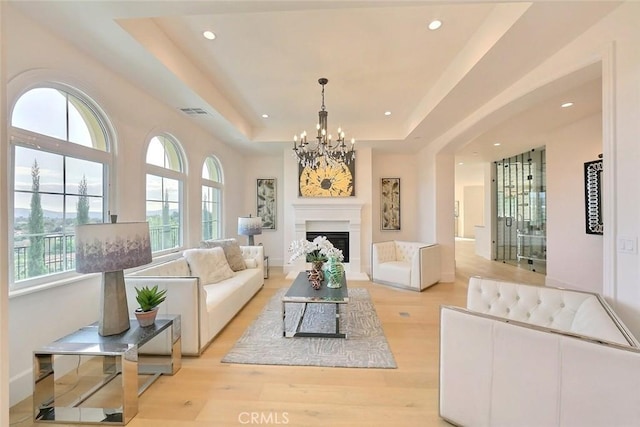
left=494, top=148, right=546, bottom=273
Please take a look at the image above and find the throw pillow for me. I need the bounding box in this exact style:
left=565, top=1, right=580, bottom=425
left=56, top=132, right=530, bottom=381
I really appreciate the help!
left=183, top=247, right=234, bottom=284
left=200, top=238, right=247, bottom=272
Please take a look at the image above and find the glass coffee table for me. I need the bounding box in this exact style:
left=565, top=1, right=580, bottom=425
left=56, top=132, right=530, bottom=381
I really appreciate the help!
left=282, top=271, right=349, bottom=338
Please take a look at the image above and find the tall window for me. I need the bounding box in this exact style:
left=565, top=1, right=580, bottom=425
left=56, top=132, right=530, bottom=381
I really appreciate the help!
left=10, top=86, right=111, bottom=286
left=202, top=156, right=223, bottom=240
left=146, top=135, right=185, bottom=253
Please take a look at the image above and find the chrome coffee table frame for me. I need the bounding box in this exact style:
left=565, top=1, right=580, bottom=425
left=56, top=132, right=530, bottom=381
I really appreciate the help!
left=282, top=271, right=348, bottom=338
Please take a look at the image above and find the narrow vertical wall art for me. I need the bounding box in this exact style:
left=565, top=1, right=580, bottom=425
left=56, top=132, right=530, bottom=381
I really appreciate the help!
left=584, top=158, right=603, bottom=235
left=257, top=178, right=276, bottom=230
left=381, top=178, right=401, bottom=230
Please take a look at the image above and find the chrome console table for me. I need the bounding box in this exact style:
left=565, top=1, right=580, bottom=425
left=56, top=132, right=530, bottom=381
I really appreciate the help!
left=33, top=315, right=181, bottom=425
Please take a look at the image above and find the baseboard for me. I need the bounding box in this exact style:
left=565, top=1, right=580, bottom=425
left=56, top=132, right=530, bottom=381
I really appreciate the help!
left=10, top=368, right=32, bottom=407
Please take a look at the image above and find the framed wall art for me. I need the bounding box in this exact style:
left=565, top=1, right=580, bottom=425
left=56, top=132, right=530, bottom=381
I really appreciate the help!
left=381, top=177, right=401, bottom=231
left=298, top=156, right=356, bottom=197
left=256, top=178, right=276, bottom=230
left=584, top=158, right=603, bottom=235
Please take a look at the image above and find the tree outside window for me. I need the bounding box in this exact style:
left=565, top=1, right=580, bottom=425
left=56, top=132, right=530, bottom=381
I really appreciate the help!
left=10, top=85, right=111, bottom=287
left=145, top=135, right=185, bottom=253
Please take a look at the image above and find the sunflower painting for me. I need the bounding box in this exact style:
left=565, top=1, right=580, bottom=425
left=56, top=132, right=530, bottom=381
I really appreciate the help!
left=298, top=157, right=355, bottom=197
left=381, top=178, right=400, bottom=230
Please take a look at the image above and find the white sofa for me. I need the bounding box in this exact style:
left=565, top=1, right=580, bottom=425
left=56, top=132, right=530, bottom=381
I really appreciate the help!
left=125, top=244, right=264, bottom=355
left=440, top=276, right=640, bottom=427
left=371, top=240, right=441, bottom=291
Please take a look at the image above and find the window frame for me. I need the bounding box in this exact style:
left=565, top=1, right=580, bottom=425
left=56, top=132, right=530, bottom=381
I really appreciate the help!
left=9, top=83, right=113, bottom=291
left=145, top=134, right=186, bottom=255
left=201, top=155, right=224, bottom=241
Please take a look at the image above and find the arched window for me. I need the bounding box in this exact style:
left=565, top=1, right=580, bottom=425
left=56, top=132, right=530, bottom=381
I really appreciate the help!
left=145, top=134, right=185, bottom=253
left=202, top=156, right=223, bottom=240
left=10, top=85, right=112, bottom=287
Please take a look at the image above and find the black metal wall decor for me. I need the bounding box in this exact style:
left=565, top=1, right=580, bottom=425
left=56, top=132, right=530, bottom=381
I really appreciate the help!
left=584, top=158, right=603, bottom=235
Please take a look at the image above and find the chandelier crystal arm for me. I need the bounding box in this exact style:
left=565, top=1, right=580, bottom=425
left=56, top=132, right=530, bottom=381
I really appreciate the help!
left=292, top=77, right=356, bottom=168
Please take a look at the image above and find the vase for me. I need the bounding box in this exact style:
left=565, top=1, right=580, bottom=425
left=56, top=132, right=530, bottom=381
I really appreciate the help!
left=308, top=260, right=325, bottom=290
left=323, top=256, right=344, bottom=288
left=134, top=307, right=158, bottom=327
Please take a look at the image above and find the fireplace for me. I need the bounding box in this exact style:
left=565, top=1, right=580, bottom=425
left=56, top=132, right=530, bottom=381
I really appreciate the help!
left=291, top=203, right=363, bottom=275
left=306, top=231, right=350, bottom=262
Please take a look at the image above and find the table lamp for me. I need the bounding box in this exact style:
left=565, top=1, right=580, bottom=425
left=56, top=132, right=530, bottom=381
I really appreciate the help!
left=76, top=219, right=152, bottom=336
left=237, top=215, right=262, bottom=246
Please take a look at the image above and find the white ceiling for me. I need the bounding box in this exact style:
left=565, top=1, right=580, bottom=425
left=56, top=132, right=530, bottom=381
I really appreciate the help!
left=10, top=1, right=617, bottom=170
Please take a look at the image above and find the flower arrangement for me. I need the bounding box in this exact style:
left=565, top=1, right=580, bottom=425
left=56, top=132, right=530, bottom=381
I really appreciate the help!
left=288, top=235, right=344, bottom=263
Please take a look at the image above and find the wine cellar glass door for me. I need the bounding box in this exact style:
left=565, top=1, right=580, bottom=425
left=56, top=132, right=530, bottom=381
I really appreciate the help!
left=494, top=148, right=546, bottom=273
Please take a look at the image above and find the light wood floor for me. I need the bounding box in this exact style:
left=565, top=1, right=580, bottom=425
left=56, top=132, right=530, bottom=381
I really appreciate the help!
left=10, top=239, right=544, bottom=427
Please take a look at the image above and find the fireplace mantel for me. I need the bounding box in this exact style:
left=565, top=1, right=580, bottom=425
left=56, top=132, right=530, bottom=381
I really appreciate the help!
left=291, top=203, right=364, bottom=275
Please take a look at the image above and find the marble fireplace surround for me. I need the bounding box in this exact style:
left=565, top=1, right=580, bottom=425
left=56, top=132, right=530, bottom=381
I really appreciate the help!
left=289, top=203, right=368, bottom=280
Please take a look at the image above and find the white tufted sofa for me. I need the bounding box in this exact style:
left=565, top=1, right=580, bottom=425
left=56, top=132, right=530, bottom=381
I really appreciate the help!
left=440, top=276, right=640, bottom=427
left=125, top=245, right=264, bottom=355
left=371, top=240, right=441, bottom=291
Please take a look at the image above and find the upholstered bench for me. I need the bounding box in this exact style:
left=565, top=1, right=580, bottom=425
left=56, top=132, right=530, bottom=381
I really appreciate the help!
left=440, top=276, right=640, bottom=427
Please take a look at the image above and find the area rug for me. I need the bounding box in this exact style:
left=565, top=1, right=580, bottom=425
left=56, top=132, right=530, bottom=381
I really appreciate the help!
left=221, top=288, right=397, bottom=368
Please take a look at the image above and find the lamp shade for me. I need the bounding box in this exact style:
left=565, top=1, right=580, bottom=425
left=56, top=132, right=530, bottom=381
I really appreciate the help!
left=237, top=216, right=263, bottom=236
left=75, top=221, right=152, bottom=273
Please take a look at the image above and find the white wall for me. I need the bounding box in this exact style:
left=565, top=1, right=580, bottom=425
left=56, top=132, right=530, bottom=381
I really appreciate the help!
left=371, top=153, right=419, bottom=243
left=546, top=113, right=603, bottom=292
left=243, top=155, right=285, bottom=266
left=605, top=3, right=640, bottom=333
left=4, top=6, right=251, bottom=405
left=417, top=147, right=456, bottom=283
left=463, top=185, right=484, bottom=238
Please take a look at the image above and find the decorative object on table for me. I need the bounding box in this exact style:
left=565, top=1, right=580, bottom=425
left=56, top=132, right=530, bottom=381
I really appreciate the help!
left=133, top=284, right=167, bottom=327
left=256, top=178, right=276, bottom=230
left=289, top=235, right=344, bottom=289
left=76, top=218, right=152, bottom=336
left=584, top=156, right=603, bottom=235
left=288, top=235, right=344, bottom=264
left=237, top=214, right=262, bottom=245
left=308, top=259, right=325, bottom=290
left=323, top=255, right=345, bottom=288
left=381, top=177, right=401, bottom=230
left=307, top=268, right=323, bottom=290
left=293, top=78, right=356, bottom=198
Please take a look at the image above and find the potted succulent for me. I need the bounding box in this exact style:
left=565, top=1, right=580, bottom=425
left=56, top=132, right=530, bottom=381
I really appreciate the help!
left=134, top=285, right=167, bottom=327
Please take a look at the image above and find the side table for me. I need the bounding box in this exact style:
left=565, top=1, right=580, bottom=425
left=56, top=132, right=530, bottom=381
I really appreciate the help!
left=264, top=255, right=270, bottom=279
left=33, top=315, right=181, bottom=425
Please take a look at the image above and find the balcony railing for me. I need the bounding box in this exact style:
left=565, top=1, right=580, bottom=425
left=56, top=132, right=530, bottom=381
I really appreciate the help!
left=13, top=224, right=180, bottom=281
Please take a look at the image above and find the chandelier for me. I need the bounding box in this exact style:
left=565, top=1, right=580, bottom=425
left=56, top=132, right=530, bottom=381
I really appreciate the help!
left=293, top=78, right=355, bottom=168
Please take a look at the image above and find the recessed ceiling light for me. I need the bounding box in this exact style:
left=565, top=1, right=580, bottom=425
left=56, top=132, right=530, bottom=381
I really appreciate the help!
left=428, top=20, right=442, bottom=30
left=458, top=162, right=464, bottom=165
left=493, top=142, right=501, bottom=146
left=561, top=102, right=574, bottom=108
left=261, top=114, right=269, bottom=119
left=384, top=111, right=391, bottom=116
left=203, top=30, right=216, bottom=40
